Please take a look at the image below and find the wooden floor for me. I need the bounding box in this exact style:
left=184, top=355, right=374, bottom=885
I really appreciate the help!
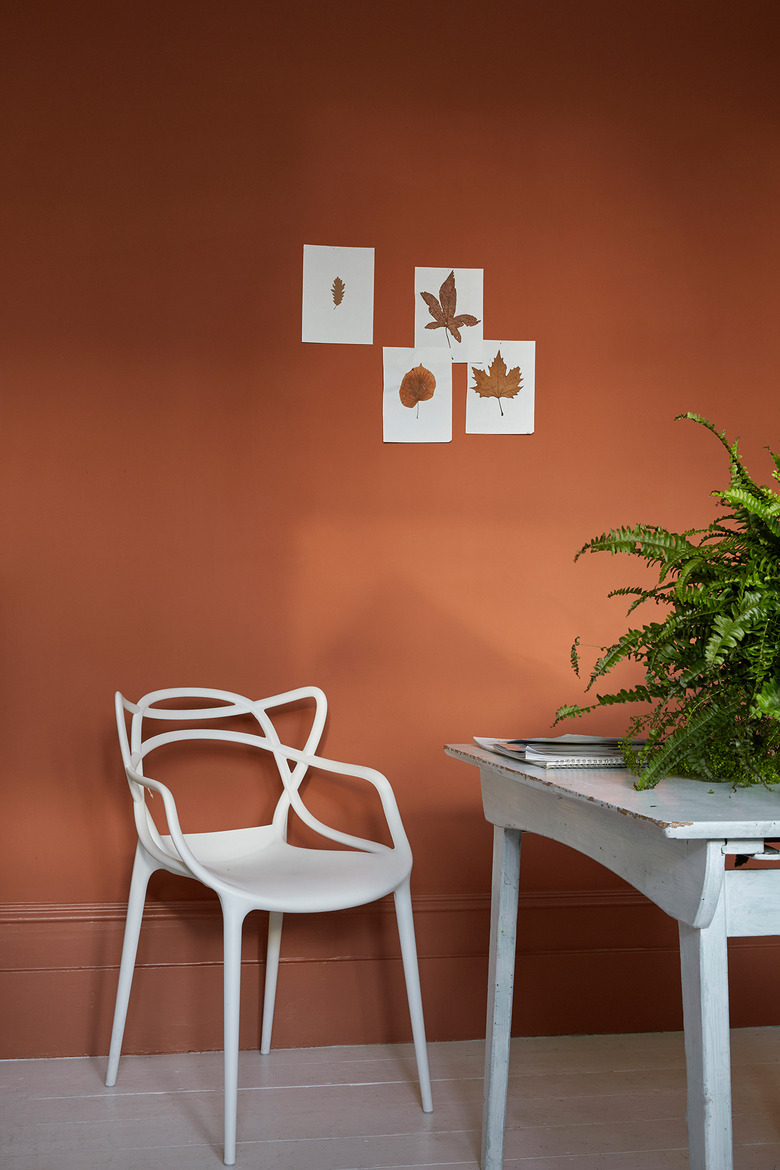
left=3, top=1029, right=780, bottom=1169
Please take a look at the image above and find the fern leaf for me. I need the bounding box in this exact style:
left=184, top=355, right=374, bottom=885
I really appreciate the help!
left=674, top=556, right=710, bottom=594
left=593, top=685, right=660, bottom=706
left=605, top=584, right=668, bottom=616
left=553, top=701, right=599, bottom=724
left=704, top=594, right=766, bottom=666
left=676, top=412, right=762, bottom=499
left=587, top=625, right=661, bottom=684
left=576, top=526, right=698, bottom=566
left=718, top=486, right=780, bottom=538
left=766, top=445, right=780, bottom=485
left=631, top=700, right=726, bottom=789
left=754, top=678, right=780, bottom=719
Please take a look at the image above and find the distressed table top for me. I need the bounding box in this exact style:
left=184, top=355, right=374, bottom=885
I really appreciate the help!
left=444, top=744, right=780, bottom=840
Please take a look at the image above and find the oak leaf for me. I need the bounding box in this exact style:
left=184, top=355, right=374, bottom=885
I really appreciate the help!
left=471, top=351, right=523, bottom=416
left=420, top=270, right=480, bottom=346
left=331, top=276, right=345, bottom=306
left=399, top=364, right=436, bottom=417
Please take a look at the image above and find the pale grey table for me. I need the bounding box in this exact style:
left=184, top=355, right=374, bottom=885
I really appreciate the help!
left=445, top=743, right=780, bottom=1170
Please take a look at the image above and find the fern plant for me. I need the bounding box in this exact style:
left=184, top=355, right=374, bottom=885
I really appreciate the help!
left=556, top=413, right=780, bottom=789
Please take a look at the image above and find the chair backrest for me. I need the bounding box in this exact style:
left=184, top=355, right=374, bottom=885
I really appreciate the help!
left=115, top=686, right=410, bottom=895
left=115, top=686, right=328, bottom=877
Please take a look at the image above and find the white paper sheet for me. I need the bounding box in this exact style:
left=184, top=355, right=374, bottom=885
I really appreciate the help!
left=302, top=244, right=374, bottom=344
left=466, top=340, right=535, bottom=434
left=382, top=348, right=453, bottom=443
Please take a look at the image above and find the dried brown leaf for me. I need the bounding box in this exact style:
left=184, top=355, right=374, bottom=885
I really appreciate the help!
left=471, top=350, right=523, bottom=416
left=331, top=276, right=345, bottom=306
left=439, top=270, right=457, bottom=323
left=399, top=364, right=436, bottom=416
left=420, top=270, right=480, bottom=346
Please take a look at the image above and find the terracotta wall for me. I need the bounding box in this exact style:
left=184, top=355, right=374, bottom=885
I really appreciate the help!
left=2, top=0, right=780, bottom=1057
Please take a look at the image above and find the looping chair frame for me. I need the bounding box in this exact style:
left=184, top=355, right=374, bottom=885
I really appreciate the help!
left=107, top=686, right=432, bottom=1165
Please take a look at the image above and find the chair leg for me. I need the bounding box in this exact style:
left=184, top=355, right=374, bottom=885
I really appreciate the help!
left=393, top=880, right=433, bottom=1113
left=106, top=845, right=157, bottom=1087
left=222, top=900, right=247, bottom=1167
left=260, top=911, right=283, bottom=1055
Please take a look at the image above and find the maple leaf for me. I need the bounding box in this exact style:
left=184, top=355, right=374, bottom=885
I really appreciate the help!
left=331, top=276, right=345, bottom=306
left=420, top=271, right=480, bottom=347
left=471, top=350, right=523, bottom=416
left=399, top=364, right=436, bottom=418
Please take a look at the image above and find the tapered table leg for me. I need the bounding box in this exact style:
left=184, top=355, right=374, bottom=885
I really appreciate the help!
left=678, top=890, right=733, bottom=1170
left=482, top=825, right=522, bottom=1170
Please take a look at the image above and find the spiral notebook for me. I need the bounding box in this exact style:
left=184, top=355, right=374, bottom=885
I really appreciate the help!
left=473, top=734, right=635, bottom=769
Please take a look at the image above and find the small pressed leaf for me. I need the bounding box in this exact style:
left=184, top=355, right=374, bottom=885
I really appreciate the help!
left=331, top=276, right=345, bottom=306
left=399, top=365, right=436, bottom=416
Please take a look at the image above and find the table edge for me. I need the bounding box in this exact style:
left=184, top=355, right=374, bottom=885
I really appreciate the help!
left=444, top=743, right=780, bottom=840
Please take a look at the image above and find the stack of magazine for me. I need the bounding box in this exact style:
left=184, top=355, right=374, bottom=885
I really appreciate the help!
left=473, top=734, right=637, bottom=769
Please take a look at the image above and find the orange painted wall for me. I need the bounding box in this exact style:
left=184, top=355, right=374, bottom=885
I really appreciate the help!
left=2, top=0, right=780, bottom=1057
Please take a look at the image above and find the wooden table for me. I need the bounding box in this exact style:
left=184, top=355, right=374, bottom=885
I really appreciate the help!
left=445, top=743, right=780, bottom=1170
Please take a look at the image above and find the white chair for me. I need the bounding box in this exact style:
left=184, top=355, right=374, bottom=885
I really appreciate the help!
left=107, top=686, right=432, bottom=1165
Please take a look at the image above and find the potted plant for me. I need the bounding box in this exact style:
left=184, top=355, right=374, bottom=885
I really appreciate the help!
left=556, top=413, right=780, bottom=789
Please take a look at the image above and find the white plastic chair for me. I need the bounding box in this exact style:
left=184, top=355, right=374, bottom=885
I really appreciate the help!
left=106, top=686, right=432, bottom=1165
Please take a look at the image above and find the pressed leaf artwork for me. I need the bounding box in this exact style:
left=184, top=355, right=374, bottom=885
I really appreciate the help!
left=399, top=364, right=436, bottom=418
left=420, top=270, right=480, bottom=347
left=302, top=246, right=374, bottom=343
left=471, top=350, right=523, bottom=416
left=383, top=347, right=451, bottom=442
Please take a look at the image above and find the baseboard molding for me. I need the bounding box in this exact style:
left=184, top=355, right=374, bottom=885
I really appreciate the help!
left=3, top=891, right=779, bottom=1058
left=0, top=886, right=648, bottom=925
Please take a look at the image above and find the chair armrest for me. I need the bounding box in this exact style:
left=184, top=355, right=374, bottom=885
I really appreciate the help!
left=125, top=763, right=223, bottom=888
left=267, top=741, right=411, bottom=859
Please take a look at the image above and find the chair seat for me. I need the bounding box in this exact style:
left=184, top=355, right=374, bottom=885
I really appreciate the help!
left=169, top=826, right=412, bottom=912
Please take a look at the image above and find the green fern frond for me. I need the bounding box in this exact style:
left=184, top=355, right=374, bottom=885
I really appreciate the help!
left=674, top=555, right=712, bottom=594
left=749, top=558, right=780, bottom=587
left=754, top=678, right=780, bottom=720
left=575, top=525, right=699, bottom=568
left=717, top=486, right=780, bottom=538
left=677, top=412, right=761, bottom=499
left=677, top=658, right=709, bottom=687
left=593, top=685, right=660, bottom=706
left=587, top=625, right=661, bottom=685
left=606, top=584, right=671, bottom=616
left=606, top=586, right=648, bottom=600
left=553, top=701, right=599, bottom=724
left=766, top=445, right=780, bottom=483
left=704, top=594, right=766, bottom=666
left=630, top=700, right=727, bottom=789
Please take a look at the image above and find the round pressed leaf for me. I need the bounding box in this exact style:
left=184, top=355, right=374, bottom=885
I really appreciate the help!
left=399, top=364, right=436, bottom=409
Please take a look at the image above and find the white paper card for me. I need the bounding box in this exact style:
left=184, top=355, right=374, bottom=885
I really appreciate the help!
left=383, top=348, right=453, bottom=443
left=302, top=244, right=374, bottom=344
left=466, top=340, right=535, bottom=434
left=414, top=267, right=483, bottom=362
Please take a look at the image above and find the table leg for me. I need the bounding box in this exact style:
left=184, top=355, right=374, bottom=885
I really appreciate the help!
left=678, top=889, right=733, bottom=1170
left=482, top=825, right=522, bottom=1170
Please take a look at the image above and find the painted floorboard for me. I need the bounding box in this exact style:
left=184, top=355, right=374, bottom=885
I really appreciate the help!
left=2, top=1029, right=780, bottom=1169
